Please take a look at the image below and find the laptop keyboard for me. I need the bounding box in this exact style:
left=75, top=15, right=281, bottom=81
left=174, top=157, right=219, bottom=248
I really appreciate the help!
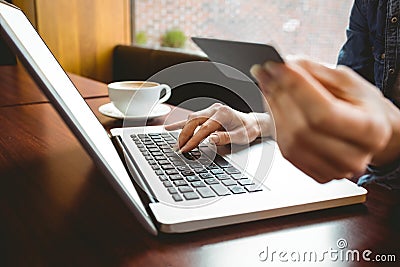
left=130, top=132, right=262, bottom=202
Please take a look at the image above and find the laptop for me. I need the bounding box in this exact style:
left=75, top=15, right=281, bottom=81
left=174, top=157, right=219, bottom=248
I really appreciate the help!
left=0, top=1, right=367, bottom=235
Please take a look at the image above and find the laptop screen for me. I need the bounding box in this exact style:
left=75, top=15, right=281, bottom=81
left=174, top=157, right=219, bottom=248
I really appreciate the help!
left=0, top=1, right=154, bottom=231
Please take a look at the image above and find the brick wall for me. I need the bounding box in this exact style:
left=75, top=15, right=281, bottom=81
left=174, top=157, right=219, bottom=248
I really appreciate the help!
left=135, top=0, right=353, bottom=64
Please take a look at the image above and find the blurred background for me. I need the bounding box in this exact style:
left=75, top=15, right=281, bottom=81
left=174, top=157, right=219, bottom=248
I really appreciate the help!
left=134, top=0, right=353, bottom=64
left=4, top=0, right=354, bottom=82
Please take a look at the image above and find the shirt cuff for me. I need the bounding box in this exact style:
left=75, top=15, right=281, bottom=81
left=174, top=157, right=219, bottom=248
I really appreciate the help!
left=357, top=160, right=400, bottom=190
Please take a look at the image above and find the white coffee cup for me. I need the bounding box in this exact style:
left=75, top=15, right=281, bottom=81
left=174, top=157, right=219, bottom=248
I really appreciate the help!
left=108, top=81, right=171, bottom=116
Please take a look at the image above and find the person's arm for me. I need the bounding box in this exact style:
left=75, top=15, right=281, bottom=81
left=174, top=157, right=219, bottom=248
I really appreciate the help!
left=337, top=0, right=375, bottom=84
left=164, top=103, right=274, bottom=152
left=250, top=58, right=400, bottom=183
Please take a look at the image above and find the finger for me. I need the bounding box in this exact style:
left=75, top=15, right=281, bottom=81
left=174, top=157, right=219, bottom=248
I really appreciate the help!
left=176, top=105, right=222, bottom=148
left=178, top=116, right=209, bottom=149
left=180, top=119, right=222, bottom=152
left=209, top=130, right=250, bottom=146
left=293, top=59, right=376, bottom=101
left=209, top=132, right=229, bottom=145
left=250, top=64, right=274, bottom=96
left=164, top=120, right=187, bottom=131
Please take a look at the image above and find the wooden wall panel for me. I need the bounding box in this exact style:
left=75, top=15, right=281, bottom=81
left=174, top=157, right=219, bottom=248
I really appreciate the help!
left=13, top=0, right=131, bottom=82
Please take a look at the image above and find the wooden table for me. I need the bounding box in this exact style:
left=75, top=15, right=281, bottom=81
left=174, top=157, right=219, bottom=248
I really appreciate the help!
left=0, top=64, right=399, bottom=267
left=0, top=64, right=108, bottom=107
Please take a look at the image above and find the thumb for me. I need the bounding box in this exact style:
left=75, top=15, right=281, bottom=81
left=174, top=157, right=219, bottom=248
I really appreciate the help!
left=209, top=132, right=231, bottom=145
left=210, top=129, right=253, bottom=145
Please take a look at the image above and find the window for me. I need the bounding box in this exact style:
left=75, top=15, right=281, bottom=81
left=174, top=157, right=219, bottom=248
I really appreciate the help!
left=134, top=0, right=353, bottom=65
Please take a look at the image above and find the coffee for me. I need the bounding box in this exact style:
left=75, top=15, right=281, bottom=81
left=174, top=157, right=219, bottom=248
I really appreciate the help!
left=116, top=81, right=158, bottom=89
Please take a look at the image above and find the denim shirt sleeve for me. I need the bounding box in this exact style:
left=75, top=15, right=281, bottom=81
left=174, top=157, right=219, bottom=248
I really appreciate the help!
left=358, top=160, right=400, bottom=190
left=337, top=0, right=375, bottom=84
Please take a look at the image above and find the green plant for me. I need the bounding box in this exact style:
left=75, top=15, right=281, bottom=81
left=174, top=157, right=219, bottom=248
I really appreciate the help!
left=161, top=29, right=186, bottom=48
left=135, top=31, right=147, bottom=45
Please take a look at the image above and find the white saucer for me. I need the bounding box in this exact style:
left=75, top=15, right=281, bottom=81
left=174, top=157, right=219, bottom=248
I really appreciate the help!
left=98, top=102, right=171, bottom=120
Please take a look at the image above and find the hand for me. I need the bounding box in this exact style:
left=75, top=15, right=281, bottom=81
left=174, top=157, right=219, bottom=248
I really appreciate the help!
left=250, top=58, right=397, bottom=183
left=164, top=103, right=273, bottom=152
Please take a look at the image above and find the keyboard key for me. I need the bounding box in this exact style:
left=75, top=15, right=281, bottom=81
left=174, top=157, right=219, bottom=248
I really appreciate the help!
left=154, top=156, right=167, bottom=161
left=187, top=162, right=203, bottom=168
left=166, top=169, right=179, bottom=175
left=190, top=151, right=201, bottom=159
left=181, top=170, right=195, bottom=176
left=225, top=167, right=241, bottom=174
left=172, top=194, right=183, bottom=202
left=170, top=160, right=185, bottom=166
left=214, top=155, right=232, bottom=168
left=183, top=192, right=199, bottom=200
left=163, top=181, right=173, bottom=187
left=168, top=187, right=178, bottom=194
left=245, top=184, right=263, bottom=192
left=169, top=174, right=183, bottom=180
left=216, top=174, right=230, bottom=180
left=174, top=180, right=188, bottom=186
left=221, top=179, right=237, bottom=186
left=165, top=152, right=176, bottom=157
left=191, top=181, right=206, bottom=187
left=205, top=178, right=219, bottom=185
left=177, top=165, right=191, bottom=171
left=198, top=158, right=213, bottom=165
left=151, top=165, right=160, bottom=170
left=155, top=170, right=164, bottom=175
left=211, top=169, right=224, bottom=174
left=238, top=179, right=254, bottom=186
left=231, top=173, right=247, bottom=180
left=158, top=175, right=168, bottom=181
left=178, top=186, right=194, bottom=193
left=186, top=175, right=200, bottom=182
left=200, top=173, right=214, bottom=179
left=161, top=164, right=175, bottom=170
left=197, top=187, right=216, bottom=198
left=210, top=184, right=231, bottom=196
left=228, top=185, right=246, bottom=194
left=194, top=167, right=208, bottom=173
left=207, top=163, right=220, bottom=169
left=182, top=152, right=195, bottom=160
